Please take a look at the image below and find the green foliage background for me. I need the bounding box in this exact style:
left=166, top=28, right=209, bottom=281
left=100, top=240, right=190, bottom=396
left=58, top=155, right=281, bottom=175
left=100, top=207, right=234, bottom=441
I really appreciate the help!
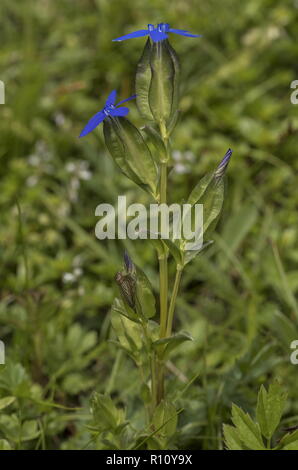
left=0, top=0, right=298, bottom=450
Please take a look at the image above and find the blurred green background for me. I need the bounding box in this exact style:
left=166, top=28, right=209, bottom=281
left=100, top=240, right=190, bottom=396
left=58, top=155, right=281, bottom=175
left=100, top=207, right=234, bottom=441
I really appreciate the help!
left=0, top=0, right=298, bottom=450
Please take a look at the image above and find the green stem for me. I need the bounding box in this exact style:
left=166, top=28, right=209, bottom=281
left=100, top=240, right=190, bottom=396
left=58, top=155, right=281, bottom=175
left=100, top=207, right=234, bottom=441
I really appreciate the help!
left=155, top=120, right=170, bottom=405
left=267, top=437, right=271, bottom=449
left=156, top=357, right=164, bottom=404
left=142, top=321, right=158, bottom=416
left=160, top=161, right=167, bottom=205
left=159, top=254, right=168, bottom=338
left=166, top=266, right=183, bottom=337
left=150, top=353, right=157, bottom=412
left=158, top=120, right=169, bottom=338
left=106, top=350, right=122, bottom=395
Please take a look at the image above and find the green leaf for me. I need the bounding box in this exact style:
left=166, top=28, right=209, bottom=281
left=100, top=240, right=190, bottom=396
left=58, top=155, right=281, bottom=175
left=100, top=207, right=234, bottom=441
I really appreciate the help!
left=153, top=331, right=193, bottom=359
left=21, top=420, right=40, bottom=441
left=187, top=172, right=214, bottom=206
left=0, top=396, right=16, bottom=410
left=231, top=404, right=265, bottom=450
left=0, top=439, right=11, bottom=450
left=278, top=430, right=298, bottom=450
left=223, top=424, right=244, bottom=450
left=201, top=179, right=224, bottom=235
left=166, top=110, right=179, bottom=136
left=111, top=310, right=143, bottom=353
left=152, top=400, right=177, bottom=437
left=256, top=383, right=287, bottom=440
left=112, top=117, right=158, bottom=195
left=162, top=238, right=183, bottom=266
left=186, top=166, right=226, bottom=238
left=136, top=38, right=154, bottom=121
left=183, top=241, right=214, bottom=266
left=136, top=266, right=156, bottom=319
left=146, top=231, right=167, bottom=258
left=140, top=383, right=151, bottom=404
left=141, top=125, right=167, bottom=162
left=166, top=41, right=180, bottom=123
left=90, top=392, right=125, bottom=432
left=149, top=41, right=175, bottom=123
left=111, top=297, right=139, bottom=323
left=103, top=117, right=144, bottom=186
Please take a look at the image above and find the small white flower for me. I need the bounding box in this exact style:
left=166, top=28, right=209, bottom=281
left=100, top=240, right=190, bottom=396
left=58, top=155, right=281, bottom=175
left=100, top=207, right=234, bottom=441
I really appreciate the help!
left=174, top=163, right=189, bottom=174
left=62, top=273, right=75, bottom=283
left=28, top=155, right=41, bottom=166
left=26, top=175, right=38, bottom=187
left=172, top=150, right=182, bottom=161
left=73, top=267, right=83, bottom=278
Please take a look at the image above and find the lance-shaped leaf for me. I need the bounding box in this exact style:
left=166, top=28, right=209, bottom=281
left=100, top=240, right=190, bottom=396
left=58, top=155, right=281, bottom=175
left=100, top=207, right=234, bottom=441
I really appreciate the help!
left=166, top=41, right=180, bottom=122
left=136, top=38, right=154, bottom=121
left=141, top=125, right=167, bottom=162
left=103, top=117, right=144, bottom=186
left=183, top=240, right=214, bottom=266
left=162, top=238, right=183, bottom=266
left=201, top=179, right=224, bottom=235
left=139, top=230, right=167, bottom=258
left=153, top=331, right=193, bottom=359
left=149, top=40, right=175, bottom=123
left=111, top=297, right=139, bottom=323
left=186, top=149, right=233, bottom=237
left=167, top=109, right=180, bottom=136
left=187, top=172, right=214, bottom=206
left=113, top=117, right=158, bottom=194
left=152, top=400, right=177, bottom=437
left=111, top=308, right=143, bottom=353
left=135, top=266, right=156, bottom=319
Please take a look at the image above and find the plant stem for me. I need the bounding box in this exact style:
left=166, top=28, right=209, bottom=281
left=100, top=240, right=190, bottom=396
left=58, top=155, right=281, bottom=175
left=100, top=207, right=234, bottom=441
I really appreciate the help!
left=150, top=353, right=157, bottom=412
left=166, top=265, right=183, bottom=337
left=159, top=253, right=168, bottom=338
left=155, top=120, right=170, bottom=405
left=158, top=120, right=169, bottom=339
left=159, top=161, right=167, bottom=205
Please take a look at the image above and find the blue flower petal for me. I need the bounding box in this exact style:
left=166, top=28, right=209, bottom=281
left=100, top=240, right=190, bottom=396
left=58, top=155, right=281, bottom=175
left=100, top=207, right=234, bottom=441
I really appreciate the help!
left=112, top=30, right=149, bottom=42
left=116, top=94, right=137, bottom=107
left=110, top=107, right=129, bottom=117
left=105, top=90, right=117, bottom=106
left=79, top=111, right=106, bottom=138
left=214, top=148, right=233, bottom=180
left=169, top=28, right=202, bottom=38
left=149, top=30, right=168, bottom=43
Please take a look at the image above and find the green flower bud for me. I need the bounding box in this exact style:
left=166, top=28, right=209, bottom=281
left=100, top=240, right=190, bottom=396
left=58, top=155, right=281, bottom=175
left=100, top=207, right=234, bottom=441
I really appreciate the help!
left=135, top=39, right=180, bottom=128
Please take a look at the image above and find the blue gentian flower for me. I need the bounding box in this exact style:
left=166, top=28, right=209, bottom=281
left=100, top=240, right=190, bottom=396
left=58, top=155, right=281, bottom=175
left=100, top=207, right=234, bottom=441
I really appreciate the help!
left=79, top=90, right=136, bottom=138
left=112, top=23, right=202, bottom=43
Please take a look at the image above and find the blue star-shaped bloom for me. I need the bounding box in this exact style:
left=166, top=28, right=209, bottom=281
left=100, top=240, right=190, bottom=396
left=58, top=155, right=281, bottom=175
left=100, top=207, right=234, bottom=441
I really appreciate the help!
left=79, top=90, right=136, bottom=138
left=112, top=23, right=202, bottom=43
